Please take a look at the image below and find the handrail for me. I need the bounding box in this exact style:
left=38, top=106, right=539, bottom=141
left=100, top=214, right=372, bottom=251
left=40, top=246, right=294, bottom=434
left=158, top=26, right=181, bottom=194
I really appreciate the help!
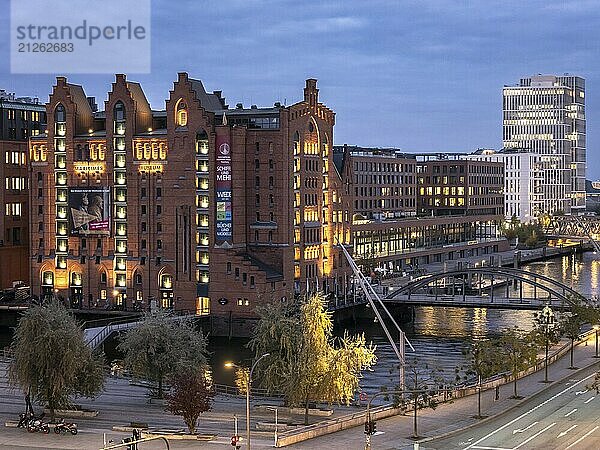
left=86, top=312, right=200, bottom=349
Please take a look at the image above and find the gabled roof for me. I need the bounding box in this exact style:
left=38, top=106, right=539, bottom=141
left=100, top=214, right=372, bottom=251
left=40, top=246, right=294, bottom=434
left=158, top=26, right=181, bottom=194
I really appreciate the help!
left=188, top=78, right=225, bottom=112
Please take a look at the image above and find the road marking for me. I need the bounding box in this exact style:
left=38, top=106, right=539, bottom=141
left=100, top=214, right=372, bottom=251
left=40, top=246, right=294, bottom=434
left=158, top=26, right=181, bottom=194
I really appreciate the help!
left=565, top=408, right=578, bottom=417
left=584, top=396, right=595, bottom=404
left=461, top=372, right=597, bottom=450
left=558, top=425, right=578, bottom=437
left=575, top=389, right=588, bottom=395
left=564, top=425, right=600, bottom=450
left=513, top=421, right=538, bottom=434
left=472, top=447, right=512, bottom=450
left=513, top=422, right=556, bottom=449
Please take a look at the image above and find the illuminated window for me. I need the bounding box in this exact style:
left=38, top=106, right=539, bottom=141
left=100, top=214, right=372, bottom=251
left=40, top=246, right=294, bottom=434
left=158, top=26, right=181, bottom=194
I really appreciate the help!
left=176, top=101, right=188, bottom=127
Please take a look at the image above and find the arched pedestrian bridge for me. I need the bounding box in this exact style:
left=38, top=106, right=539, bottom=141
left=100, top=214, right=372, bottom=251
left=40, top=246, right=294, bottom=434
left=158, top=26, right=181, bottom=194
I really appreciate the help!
left=331, top=267, right=588, bottom=312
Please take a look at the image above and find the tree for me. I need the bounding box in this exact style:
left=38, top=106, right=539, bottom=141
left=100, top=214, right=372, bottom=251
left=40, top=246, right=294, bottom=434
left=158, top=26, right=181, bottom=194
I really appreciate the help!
left=234, top=367, right=249, bottom=395
left=249, top=293, right=376, bottom=424
left=496, top=328, right=537, bottom=399
left=165, top=369, right=214, bottom=434
left=118, top=310, right=208, bottom=398
left=462, top=340, right=498, bottom=418
left=397, top=362, right=448, bottom=439
left=560, top=312, right=584, bottom=370
left=9, top=301, right=104, bottom=421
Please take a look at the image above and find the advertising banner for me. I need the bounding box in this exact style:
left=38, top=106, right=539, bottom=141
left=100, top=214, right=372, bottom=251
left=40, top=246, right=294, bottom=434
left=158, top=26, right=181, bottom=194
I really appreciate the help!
left=69, top=187, right=111, bottom=235
left=215, top=133, right=232, bottom=244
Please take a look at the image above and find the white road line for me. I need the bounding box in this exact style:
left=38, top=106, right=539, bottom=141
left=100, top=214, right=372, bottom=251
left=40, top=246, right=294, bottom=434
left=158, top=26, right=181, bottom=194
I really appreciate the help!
left=565, top=408, right=578, bottom=417
left=564, top=425, right=600, bottom=450
left=461, top=372, right=597, bottom=450
left=513, top=421, right=538, bottom=434
left=584, top=396, right=595, bottom=404
left=513, top=422, right=556, bottom=449
left=473, top=445, right=512, bottom=450
left=472, top=447, right=512, bottom=450
left=558, top=424, right=578, bottom=438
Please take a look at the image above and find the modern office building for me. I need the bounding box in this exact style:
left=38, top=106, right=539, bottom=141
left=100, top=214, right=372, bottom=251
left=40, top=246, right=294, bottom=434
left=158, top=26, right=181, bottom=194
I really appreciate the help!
left=333, top=145, right=417, bottom=221
left=503, top=74, right=586, bottom=215
left=415, top=154, right=504, bottom=217
left=334, top=146, right=508, bottom=274
left=466, top=149, right=544, bottom=222
left=0, top=91, right=46, bottom=288
left=28, top=74, right=351, bottom=335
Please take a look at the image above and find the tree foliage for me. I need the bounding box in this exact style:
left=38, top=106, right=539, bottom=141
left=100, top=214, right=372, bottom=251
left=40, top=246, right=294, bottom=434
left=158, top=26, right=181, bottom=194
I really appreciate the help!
left=234, top=367, right=249, bottom=395
left=495, top=328, right=537, bottom=399
left=9, top=301, right=105, bottom=421
left=165, top=369, right=214, bottom=434
left=249, top=293, right=376, bottom=424
left=398, top=362, right=450, bottom=438
left=462, top=340, right=499, bottom=418
left=117, top=310, right=208, bottom=397
left=502, top=220, right=546, bottom=248
left=560, top=311, right=584, bottom=369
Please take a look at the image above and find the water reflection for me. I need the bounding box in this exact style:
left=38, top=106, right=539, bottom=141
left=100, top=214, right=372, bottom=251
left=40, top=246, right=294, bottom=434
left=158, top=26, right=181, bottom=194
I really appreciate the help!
left=356, top=251, right=599, bottom=393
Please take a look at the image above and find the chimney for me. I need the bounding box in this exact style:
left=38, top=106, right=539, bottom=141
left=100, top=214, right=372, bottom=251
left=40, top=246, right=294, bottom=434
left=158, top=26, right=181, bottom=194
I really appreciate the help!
left=304, top=79, right=318, bottom=107
left=115, top=74, right=126, bottom=83
left=87, top=96, right=98, bottom=112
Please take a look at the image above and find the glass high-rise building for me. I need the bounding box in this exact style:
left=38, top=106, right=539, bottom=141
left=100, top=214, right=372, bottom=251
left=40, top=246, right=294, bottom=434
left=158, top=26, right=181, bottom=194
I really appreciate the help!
left=503, top=74, right=586, bottom=215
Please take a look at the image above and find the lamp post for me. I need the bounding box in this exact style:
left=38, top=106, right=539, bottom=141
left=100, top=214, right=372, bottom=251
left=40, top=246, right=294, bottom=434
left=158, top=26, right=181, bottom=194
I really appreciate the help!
left=225, top=353, right=270, bottom=450
left=594, top=325, right=599, bottom=359
left=539, top=304, right=555, bottom=383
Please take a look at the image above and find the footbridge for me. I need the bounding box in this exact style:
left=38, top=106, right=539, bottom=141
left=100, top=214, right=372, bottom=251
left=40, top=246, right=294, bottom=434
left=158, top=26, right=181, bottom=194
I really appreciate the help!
left=331, top=267, right=588, bottom=312
left=544, top=215, right=600, bottom=252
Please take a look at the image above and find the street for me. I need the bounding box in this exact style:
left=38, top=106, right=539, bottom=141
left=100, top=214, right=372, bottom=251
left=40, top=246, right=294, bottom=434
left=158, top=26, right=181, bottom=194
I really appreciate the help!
left=430, top=364, right=600, bottom=450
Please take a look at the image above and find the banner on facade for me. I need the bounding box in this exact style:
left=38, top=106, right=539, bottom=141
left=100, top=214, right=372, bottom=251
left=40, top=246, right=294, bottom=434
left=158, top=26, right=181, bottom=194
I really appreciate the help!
left=69, top=187, right=111, bottom=235
left=215, top=133, right=232, bottom=245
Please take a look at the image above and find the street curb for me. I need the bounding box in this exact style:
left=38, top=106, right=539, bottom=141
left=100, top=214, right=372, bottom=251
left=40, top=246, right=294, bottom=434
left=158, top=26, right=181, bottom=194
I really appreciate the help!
left=418, top=358, right=600, bottom=445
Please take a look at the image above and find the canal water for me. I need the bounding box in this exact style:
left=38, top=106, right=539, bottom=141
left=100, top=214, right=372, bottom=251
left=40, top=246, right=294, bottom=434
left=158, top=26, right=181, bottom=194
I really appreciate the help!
left=353, top=251, right=600, bottom=396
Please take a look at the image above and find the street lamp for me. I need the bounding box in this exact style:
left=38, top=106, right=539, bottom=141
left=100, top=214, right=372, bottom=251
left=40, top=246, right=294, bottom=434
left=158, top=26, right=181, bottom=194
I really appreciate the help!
left=538, top=305, right=555, bottom=383
left=594, top=325, right=599, bottom=359
left=225, top=353, right=270, bottom=450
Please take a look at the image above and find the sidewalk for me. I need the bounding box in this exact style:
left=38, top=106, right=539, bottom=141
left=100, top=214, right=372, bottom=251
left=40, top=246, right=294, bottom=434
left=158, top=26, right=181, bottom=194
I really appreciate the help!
left=285, top=333, right=600, bottom=449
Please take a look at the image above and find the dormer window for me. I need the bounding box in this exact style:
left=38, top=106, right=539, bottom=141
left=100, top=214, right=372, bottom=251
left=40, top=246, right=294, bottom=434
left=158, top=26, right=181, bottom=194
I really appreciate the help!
left=176, top=101, right=188, bottom=127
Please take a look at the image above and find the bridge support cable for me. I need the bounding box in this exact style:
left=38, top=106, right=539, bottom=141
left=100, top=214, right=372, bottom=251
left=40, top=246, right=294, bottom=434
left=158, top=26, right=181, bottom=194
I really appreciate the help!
left=336, top=240, right=414, bottom=390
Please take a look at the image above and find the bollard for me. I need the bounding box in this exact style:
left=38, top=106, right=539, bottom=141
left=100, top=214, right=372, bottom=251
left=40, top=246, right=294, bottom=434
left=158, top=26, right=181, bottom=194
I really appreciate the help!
left=414, top=443, right=420, bottom=450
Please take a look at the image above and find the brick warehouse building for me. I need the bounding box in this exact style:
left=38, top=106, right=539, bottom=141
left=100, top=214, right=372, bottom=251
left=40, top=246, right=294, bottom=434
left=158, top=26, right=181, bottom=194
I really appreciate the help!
left=29, top=74, right=351, bottom=336
left=0, top=91, right=46, bottom=289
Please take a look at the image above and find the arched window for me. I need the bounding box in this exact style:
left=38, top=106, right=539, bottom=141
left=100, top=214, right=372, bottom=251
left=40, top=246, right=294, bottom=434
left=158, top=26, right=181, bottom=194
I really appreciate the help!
left=176, top=101, right=188, bottom=127
left=54, top=104, right=65, bottom=123
left=41, top=271, right=54, bottom=287
left=70, top=272, right=82, bottom=286
left=134, top=271, right=142, bottom=284
left=114, top=101, right=125, bottom=122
